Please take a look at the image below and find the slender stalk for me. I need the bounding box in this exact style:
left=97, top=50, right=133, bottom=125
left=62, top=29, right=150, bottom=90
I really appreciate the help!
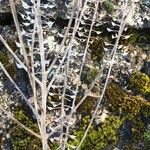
left=35, top=0, right=48, bottom=149
left=9, top=0, right=33, bottom=87
left=46, top=0, right=88, bottom=93
left=62, top=1, right=100, bottom=148
left=71, top=0, right=100, bottom=113
left=0, top=62, right=38, bottom=117
left=76, top=1, right=128, bottom=149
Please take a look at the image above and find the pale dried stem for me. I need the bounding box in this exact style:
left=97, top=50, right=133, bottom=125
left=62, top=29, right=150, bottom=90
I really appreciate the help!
left=35, top=0, right=48, bottom=149
left=0, top=35, right=42, bottom=86
left=62, top=0, right=100, bottom=148
left=0, top=62, right=38, bottom=117
left=76, top=1, right=128, bottom=149
left=46, top=0, right=88, bottom=93
left=9, top=0, right=33, bottom=87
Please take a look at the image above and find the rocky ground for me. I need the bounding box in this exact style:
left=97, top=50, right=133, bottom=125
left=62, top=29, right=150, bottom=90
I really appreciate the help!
left=0, top=0, right=150, bottom=149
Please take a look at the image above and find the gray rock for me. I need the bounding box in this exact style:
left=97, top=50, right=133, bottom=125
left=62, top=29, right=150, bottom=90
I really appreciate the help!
left=141, top=61, right=150, bottom=76
left=0, top=0, right=10, bottom=13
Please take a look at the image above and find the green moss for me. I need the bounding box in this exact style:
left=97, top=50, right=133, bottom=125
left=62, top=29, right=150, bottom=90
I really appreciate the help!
left=128, top=28, right=150, bottom=45
left=76, top=96, right=95, bottom=115
left=129, top=72, right=150, bottom=94
left=131, top=118, right=145, bottom=140
left=81, top=67, right=99, bottom=85
left=142, top=129, right=150, bottom=149
left=105, top=83, right=149, bottom=116
left=103, top=1, right=115, bottom=13
left=69, top=115, right=122, bottom=150
left=10, top=106, right=41, bottom=150
left=124, top=117, right=146, bottom=150
left=89, top=38, right=105, bottom=62
left=50, top=143, right=59, bottom=150
left=141, top=102, right=150, bottom=119
left=128, top=31, right=139, bottom=44
left=0, top=51, right=9, bottom=65
left=124, top=144, right=136, bottom=150
left=0, top=51, right=16, bottom=78
left=105, top=83, right=126, bottom=114
left=90, top=68, right=99, bottom=81
left=7, top=39, right=18, bottom=53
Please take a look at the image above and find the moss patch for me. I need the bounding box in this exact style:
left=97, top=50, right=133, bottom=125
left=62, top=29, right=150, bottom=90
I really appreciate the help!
left=103, top=1, right=115, bottom=13
left=129, top=72, right=150, bottom=95
left=105, top=83, right=149, bottom=116
left=0, top=51, right=16, bottom=79
left=89, top=38, right=105, bottom=62
left=10, top=106, right=41, bottom=150
left=69, top=115, right=123, bottom=150
left=76, top=96, right=96, bottom=116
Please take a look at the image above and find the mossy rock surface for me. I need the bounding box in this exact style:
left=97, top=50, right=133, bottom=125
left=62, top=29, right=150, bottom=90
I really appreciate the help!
left=76, top=96, right=96, bottom=116
left=105, top=83, right=149, bottom=116
left=69, top=115, right=123, bottom=150
left=89, top=38, right=105, bottom=62
left=103, top=1, right=115, bottom=13
left=9, top=106, right=41, bottom=150
left=128, top=28, right=150, bottom=45
left=129, top=72, right=150, bottom=95
left=0, top=50, right=16, bottom=79
left=81, top=67, right=99, bottom=85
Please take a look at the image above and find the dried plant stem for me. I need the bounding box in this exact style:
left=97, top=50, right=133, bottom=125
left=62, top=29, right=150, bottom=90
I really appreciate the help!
left=76, top=1, right=128, bottom=149
left=9, top=0, right=33, bottom=87
left=0, top=62, right=38, bottom=117
left=0, top=35, right=42, bottom=86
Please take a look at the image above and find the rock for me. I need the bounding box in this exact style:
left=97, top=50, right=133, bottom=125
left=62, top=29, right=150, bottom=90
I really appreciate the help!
left=118, top=120, right=132, bottom=149
left=0, top=25, right=16, bottom=41
left=0, top=0, right=10, bottom=13
left=0, top=13, right=13, bottom=25
left=0, top=0, right=22, bottom=26
left=0, top=0, right=13, bottom=26
left=141, top=61, right=150, bottom=76
left=143, top=0, right=150, bottom=7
